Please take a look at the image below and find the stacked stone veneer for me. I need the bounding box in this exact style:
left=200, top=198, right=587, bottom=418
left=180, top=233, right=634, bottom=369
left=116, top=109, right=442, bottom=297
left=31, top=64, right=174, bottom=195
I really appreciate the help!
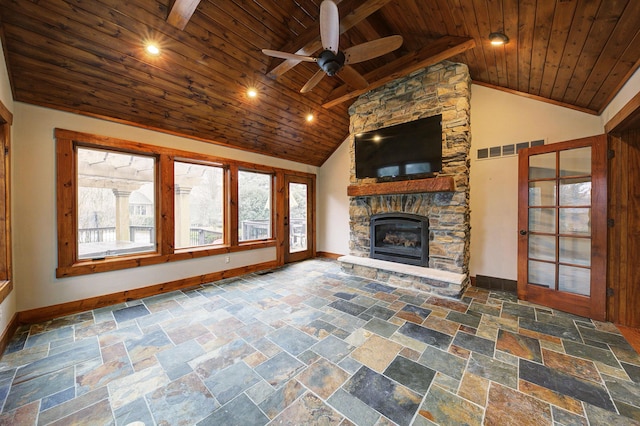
left=344, top=61, right=471, bottom=297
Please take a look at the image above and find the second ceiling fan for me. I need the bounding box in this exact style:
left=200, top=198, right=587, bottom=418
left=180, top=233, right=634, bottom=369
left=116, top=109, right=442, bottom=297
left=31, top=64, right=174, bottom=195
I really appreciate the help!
left=262, top=0, right=403, bottom=93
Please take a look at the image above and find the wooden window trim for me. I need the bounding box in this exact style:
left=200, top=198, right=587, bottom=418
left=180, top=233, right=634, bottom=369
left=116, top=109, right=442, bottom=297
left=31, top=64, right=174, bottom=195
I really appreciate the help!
left=55, top=128, right=312, bottom=278
left=0, top=101, right=12, bottom=305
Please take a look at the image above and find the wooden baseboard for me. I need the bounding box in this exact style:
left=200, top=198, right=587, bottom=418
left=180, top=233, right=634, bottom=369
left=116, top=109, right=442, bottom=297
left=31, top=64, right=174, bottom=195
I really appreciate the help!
left=0, top=312, right=19, bottom=355
left=17, top=260, right=278, bottom=325
left=618, top=325, right=640, bottom=354
left=316, top=251, right=344, bottom=260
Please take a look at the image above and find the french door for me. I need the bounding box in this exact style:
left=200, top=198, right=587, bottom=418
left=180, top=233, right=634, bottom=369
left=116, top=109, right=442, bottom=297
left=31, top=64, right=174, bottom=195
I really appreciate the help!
left=517, top=135, right=607, bottom=320
left=284, top=174, right=314, bottom=263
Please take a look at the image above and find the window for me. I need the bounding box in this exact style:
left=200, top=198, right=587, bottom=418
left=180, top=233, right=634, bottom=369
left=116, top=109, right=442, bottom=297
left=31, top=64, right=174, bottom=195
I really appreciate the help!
left=56, top=129, right=288, bottom=278
left=238, top=170, right=272, bottom=242
left=174, top=161, right=224, bottom=249
left=77, top=147, right=156, bottom=259
left=0, top=102, right=12, bottom=294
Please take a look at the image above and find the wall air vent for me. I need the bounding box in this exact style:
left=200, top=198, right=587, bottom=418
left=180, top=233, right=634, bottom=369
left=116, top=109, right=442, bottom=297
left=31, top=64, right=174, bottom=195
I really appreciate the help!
left=476, top=139, right=545, bottom=160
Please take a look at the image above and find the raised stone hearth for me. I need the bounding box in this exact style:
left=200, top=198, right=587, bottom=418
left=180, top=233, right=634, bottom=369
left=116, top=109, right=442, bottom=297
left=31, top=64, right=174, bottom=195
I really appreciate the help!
left=339, top=255, right=466, bottom=298
left=343, top=62, right=471, bottom=298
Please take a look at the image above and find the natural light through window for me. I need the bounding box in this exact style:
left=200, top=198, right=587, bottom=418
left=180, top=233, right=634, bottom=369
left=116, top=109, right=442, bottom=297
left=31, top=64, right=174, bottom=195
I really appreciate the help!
left=238, top=170, right=272, bottom=242
left=77, top=147, right=156, bottom=259
left=174, top=161, right=224, bottom=249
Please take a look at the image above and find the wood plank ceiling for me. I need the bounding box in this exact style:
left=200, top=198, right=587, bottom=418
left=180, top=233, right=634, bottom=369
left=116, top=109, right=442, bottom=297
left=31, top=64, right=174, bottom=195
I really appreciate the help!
left=0, top=0, right=639, bottom=166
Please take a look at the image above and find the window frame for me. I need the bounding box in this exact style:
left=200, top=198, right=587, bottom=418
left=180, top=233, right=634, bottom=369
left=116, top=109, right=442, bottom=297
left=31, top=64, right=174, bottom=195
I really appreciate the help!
left=172, top=157, right=228, bottom=251
left=75, top=144, right=160, bottom=261
left=237, top=168, right=276, bottom=244
left=55, top=129, right=279, bottom=278
left=0, top=100, right=12, bottom=305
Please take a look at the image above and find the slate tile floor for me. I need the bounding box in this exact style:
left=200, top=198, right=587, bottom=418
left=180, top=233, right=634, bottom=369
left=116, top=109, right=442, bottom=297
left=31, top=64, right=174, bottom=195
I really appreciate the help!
left=0, top=259, right=639, bottom=425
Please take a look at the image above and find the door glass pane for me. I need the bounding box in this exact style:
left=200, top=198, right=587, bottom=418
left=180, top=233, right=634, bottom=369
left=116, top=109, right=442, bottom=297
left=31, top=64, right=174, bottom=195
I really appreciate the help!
left=559, top=265, right=590, bottom=296
left=559, top=178, right=591, bottom=206
left=559, top=208, right=590, bottom=236
left=528, top=235, right=555, bottom=262
left=174, top=162, right=224, bottom=249
left=77, top=147, right=156, bottom=259
left=528, top=260, right=555, bottom=288
left=529, top=181, right=555, bottom=206
left=529, top=152, right=556, bottom=179
left=559, top=237, right=590, bottom=266
left=560, top=147, right=591, bottom=177
left=529, top=208, right=556, bottom=233
left=289, top=182, right=308, bottom=253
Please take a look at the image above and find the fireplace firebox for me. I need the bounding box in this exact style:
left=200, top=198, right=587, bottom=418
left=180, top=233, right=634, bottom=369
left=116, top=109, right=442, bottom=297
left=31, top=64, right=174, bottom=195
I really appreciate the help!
left=370, top=213, right=429, bottom=267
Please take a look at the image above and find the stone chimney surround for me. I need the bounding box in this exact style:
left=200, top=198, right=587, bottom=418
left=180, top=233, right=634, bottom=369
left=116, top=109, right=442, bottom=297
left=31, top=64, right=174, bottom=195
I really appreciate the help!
left=339, top=61, right=472, bottom=298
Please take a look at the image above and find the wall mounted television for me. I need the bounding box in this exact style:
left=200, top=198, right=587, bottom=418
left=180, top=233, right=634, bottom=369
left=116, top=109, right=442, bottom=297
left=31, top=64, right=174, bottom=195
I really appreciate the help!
left=354, top=114, right=443, bottom=180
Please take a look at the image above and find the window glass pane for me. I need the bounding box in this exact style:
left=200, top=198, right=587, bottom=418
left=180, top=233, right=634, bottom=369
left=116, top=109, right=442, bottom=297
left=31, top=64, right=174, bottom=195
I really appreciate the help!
left=559, top=265, right=590, bottom=296
left=559, top=178, right=591, bottom=206
left=560, top=147, right=591, bottom=177
left=528, top=181, right=555, bottom=206
left=528, top=235, right=555, bottom=262
left=77, top=147, right=155, bottom=259
left=559, top=208, right=591, bottom=236
left=559, top=237, right=590, bottom=266
left=529, top=208, right=555, bottom=233
left=528, top=260, right=555, bottom=288
left=174, top=162, right=224, bottom=249
left=238, top=170, right=272, bottom=241
left=529, top=152, right=555, bottom=179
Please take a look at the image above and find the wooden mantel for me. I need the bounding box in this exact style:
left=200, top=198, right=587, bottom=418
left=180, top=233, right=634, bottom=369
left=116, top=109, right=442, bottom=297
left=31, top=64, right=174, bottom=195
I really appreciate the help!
left=347, top=176, right=455, bottom=197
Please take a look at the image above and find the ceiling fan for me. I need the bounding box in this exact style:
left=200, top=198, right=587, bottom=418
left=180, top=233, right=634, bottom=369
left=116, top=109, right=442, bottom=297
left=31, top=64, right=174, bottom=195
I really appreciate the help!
left=262, top=0, right=403, bottom=93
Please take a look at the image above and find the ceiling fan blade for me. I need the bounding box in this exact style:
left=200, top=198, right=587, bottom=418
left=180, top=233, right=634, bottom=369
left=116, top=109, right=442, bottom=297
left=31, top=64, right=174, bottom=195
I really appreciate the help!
left=337, top=65, right=368, bottom=90
left=262, top=49, right=316, bottom=63
left=301, top=69, right=326, bottom=93
left=344, top=35, right=404, bottom=64
left=319, top=0, right=339, bottom=53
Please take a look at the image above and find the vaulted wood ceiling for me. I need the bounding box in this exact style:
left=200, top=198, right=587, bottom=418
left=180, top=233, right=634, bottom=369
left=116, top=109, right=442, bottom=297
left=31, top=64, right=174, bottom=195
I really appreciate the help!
left=1, top=0, right=639, bottom=166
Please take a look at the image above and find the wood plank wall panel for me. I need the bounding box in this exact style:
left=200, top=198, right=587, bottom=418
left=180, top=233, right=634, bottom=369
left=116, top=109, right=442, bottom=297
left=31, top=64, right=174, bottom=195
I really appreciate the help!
left=608, top=130, right=640, bottom=327
left=1, top=0, right=639, bottom=165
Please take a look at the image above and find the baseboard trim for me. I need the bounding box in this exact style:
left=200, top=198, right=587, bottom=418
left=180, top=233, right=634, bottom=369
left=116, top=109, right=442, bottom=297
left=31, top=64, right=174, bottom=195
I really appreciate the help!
left=473, top=274, right=517, bottom=292
left=17, top=260, right=278, bottom=325
left=316, top=251, right=343, bottom=260
left=0, top=312, right=19, bottom=355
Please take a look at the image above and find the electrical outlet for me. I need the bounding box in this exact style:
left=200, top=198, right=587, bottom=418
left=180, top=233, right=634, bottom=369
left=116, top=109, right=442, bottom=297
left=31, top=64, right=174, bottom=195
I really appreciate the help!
left=225, top=256, right=230, bottom=264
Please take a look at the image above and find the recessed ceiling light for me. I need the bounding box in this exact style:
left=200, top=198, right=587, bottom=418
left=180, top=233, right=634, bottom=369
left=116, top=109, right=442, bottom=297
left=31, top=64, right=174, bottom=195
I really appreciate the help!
left=146, top=43, right=160, bottom=55
left=489, top=32, right=509, bottom=46
left=247, top=88, right=258, bottom=98
left=306, top=113, right=314, bottom=122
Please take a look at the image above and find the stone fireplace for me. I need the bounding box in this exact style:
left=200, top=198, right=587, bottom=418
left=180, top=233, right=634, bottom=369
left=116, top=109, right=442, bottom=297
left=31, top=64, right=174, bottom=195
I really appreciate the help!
left=339, top=61, right=471, bottom=298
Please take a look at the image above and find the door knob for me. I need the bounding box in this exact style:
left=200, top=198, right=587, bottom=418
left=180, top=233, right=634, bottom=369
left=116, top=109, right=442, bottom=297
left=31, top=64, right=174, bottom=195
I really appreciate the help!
left=519, top=230, right=527, bottom=235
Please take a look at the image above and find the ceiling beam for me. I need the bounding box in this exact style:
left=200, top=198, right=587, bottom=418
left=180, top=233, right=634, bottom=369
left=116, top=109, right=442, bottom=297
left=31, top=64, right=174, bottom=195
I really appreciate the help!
left=167, top=0, right=202, bottom=30
left=322, top=36, right=477, bottom=109
left=267, top=0, right=394, bottom=79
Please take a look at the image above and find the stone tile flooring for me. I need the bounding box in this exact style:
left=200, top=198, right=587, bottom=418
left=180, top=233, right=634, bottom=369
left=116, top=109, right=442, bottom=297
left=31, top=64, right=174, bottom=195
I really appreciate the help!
left=0, top=258, right=639, bottom=425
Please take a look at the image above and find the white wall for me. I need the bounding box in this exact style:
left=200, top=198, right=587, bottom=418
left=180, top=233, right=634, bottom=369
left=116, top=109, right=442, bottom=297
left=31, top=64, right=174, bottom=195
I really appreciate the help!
left=12, top=103, right=317, bottom=311
left=317, top=84, right=605, bottom=280
left=469, top=85, right=603, bottom=280
left=0, top=41, right=16, bottom=337
left=317, top=137, right=350, bottom=255
left=601, top=67, right=640, bottom=126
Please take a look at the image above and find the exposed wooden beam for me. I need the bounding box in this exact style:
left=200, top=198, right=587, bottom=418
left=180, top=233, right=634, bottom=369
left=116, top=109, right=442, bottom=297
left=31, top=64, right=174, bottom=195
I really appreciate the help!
left=322, top=36, right=476, bottom=109
left=267, top=0, right=394, bottom=79
left=167, top=0, right=202, bottom=30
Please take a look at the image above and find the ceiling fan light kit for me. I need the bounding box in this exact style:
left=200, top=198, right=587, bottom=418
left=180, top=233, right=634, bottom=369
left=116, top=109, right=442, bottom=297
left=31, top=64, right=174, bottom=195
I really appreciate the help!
left=262, top=0, right=403, bottom=93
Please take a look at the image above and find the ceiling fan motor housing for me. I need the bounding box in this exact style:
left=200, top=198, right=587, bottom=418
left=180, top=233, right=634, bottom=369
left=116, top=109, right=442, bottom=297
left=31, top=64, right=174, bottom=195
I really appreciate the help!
left=318, top=50, right=345, bottom=76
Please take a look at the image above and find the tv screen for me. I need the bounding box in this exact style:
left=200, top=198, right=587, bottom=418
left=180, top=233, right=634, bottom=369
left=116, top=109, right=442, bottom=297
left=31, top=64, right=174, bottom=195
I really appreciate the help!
left=355, top=114, right=442, bottom=179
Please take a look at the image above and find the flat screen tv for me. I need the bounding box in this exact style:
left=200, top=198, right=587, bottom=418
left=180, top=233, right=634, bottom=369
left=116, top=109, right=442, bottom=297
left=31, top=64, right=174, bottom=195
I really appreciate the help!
left=355, top=114, right=442, bottom=180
